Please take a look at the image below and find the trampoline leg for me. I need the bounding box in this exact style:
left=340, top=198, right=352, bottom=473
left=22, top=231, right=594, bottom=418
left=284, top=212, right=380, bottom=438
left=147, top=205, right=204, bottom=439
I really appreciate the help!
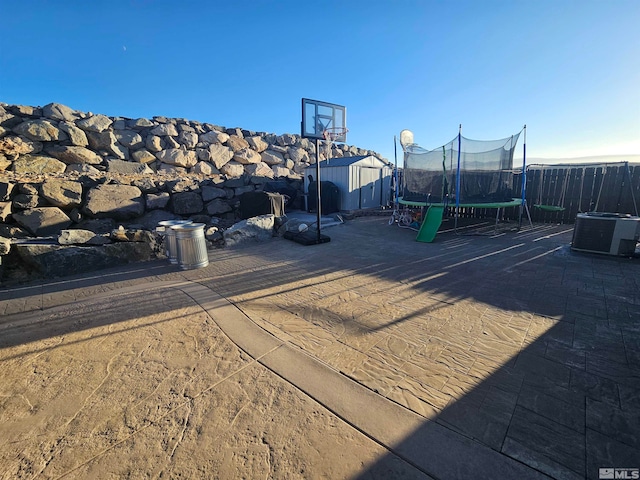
left=494, top=208, right=500, bottom=234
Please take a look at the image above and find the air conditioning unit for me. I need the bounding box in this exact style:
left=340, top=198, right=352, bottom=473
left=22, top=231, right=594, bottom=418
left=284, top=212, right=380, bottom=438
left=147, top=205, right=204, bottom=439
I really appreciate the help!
left=572, top=213, right=640, bottom=256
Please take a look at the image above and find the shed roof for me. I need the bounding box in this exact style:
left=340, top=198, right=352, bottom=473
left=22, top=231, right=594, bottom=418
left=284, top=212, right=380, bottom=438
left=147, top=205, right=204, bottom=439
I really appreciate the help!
left=314, top=155, right=389, bottom=169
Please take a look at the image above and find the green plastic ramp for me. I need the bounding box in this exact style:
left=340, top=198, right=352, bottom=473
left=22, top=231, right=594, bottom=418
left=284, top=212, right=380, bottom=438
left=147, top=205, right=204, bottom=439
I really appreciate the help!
left=415, top=206, right=444, bottom=243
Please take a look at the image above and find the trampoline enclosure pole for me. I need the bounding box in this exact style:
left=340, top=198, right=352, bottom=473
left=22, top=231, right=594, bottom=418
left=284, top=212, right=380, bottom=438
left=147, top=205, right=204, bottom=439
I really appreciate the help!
left=520, top=125, right=527, bottom=227
left=316, top=138, right=321, bottom=242
left=455, top=125, right=462, bottom=229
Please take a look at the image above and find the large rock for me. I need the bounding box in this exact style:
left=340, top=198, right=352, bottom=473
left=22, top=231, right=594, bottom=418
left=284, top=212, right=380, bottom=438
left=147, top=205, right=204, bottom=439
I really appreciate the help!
left=0, top=154, right=11, bottom=171
left=47, top=145, right=103, bottom=165
left=171, top=191, right=204, bottom=215
left=146, top=135, right=164, bottom=152
left=155, top=147, right=197, bottom=168
left=107, top=159, right=153, bottom=174
left=114, top=130, right=144, bottom=149
left=208, top=144, right=234, bottom=169
left=40, top=179, right=83, bottom=209
left=58, top=121, right=88, bottom=146
left=226, top=135, right=249, bottom=152
left=206, top=198, right=233, bottom=215
left=131, top=149, right=157, bottom=164
left=12, top=154, right=67, bottom=174
left=77, top=114, right=113, bottom=132
left=0, top=135, right=43, bottom=157
left=0, top=235, right=10, bottom=255
left=42, top=103, right=79, bottom=122
left=261, top=150, right=285, bottom=165
left=201, top=185, right=226, bottom=202
left=223, top=215, right=275, bottom=246
left=233, top=148, right=262, bottom=165
left=0, top=181, right=16, bottom=201
left=12, top=207, right=73, bottom=236
left=14, top=242, right=154, bottom=278
left=84, top=185, right=145, bottom=220
left=199, top=130, right=229, bottom=144
left=220, top=160, right=244, bottom=177
left=178, top=131, right=198, bottom=149
left=288, top=146, right=309, bottom=163
left=13, top=119, right=66, bottom=142
left=58, top=229, right=109, bottom=245
left=244, top=162, right=274, bottom=178
left=150, top=124, right=178, bottom=136
left=86, top=131, right=127, bottom=159
left=127, top=118, right=154, bottom=128
left=271, top=165, right=294, bottom=178
left=246, top=136, right=269, bottom=153
left=145, top=192, right=170, bottom=210
left=0, top=202, right=11, bottom=222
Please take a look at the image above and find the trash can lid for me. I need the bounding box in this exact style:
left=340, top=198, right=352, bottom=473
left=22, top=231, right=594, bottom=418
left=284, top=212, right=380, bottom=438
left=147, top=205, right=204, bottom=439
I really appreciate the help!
left=170, top=222, right=205, bottom=230
left=159, top=220, right=193, bottom=226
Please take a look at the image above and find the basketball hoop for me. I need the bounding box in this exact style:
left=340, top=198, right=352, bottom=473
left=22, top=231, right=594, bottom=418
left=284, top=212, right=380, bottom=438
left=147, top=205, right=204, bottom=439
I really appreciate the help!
left=322, top=127, right=348, bottom=143
left=322, top=127, right=348, bottom=161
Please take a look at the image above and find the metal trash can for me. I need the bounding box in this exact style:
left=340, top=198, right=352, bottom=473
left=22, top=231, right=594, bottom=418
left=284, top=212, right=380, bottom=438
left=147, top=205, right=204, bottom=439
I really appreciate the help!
left=157, top=220, right=192, bottom=264
left=172, top=223, right=209, bottom=270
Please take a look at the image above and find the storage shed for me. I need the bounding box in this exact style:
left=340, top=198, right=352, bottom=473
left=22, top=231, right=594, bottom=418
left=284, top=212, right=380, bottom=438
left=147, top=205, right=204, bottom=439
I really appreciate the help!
left=304, top=155, right=393, bottom=211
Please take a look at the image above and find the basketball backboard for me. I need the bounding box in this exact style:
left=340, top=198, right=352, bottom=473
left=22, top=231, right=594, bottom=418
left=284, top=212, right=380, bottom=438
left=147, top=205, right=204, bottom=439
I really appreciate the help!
left=301, top=98, right=347, bottom=143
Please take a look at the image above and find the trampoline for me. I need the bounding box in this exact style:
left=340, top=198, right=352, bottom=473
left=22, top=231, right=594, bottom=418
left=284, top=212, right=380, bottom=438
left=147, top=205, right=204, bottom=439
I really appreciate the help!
left=395, top=126, right=532, bottom=242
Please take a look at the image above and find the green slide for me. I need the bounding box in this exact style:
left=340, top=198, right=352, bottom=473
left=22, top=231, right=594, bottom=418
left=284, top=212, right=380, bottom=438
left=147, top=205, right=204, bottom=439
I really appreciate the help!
left=415, top=206, right=445, bottom=243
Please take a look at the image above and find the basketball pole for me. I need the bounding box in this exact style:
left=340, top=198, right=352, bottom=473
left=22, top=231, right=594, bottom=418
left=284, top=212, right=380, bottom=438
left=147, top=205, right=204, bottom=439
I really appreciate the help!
left=315, top=137, right=322, bottom=242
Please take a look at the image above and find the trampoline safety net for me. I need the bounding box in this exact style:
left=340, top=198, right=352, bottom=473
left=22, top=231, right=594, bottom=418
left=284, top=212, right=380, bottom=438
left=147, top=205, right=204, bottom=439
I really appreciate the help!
left=402, top=132, right=521, bottom=204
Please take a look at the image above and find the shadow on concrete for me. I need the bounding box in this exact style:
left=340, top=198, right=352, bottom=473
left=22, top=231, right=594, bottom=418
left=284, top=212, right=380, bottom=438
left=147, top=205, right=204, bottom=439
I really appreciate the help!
left=1, top=216, right=638, bottom=478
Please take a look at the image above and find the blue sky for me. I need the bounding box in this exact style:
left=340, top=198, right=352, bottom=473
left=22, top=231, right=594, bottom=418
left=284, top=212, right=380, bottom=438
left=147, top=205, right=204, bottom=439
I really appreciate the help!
left=1, top=0, right=638, bottom=164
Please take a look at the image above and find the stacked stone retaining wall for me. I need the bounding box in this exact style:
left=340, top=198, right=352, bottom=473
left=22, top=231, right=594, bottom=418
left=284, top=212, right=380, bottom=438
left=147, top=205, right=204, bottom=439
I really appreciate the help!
left=0, top=101, right=386, bottom=282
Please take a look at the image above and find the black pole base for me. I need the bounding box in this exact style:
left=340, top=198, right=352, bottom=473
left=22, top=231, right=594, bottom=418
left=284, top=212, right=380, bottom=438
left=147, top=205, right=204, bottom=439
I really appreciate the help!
left=284, top=230, right=331, bottom=246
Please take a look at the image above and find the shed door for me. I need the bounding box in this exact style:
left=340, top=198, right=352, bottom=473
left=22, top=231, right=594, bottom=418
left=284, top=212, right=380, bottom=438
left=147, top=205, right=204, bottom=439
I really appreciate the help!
left=360, top=167, right=381, bottom=209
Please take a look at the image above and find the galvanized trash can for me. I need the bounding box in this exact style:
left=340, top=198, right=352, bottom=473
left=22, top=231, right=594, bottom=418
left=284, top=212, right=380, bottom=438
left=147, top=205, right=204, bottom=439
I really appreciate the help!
left=172, top=223, right=209, bottom=270
left=157, top=220, right=192, bottom=264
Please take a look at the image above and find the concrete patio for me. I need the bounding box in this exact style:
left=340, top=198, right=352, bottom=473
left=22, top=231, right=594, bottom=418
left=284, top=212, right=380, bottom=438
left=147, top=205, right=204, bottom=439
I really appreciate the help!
left=1, top=215, right=638, bottom=479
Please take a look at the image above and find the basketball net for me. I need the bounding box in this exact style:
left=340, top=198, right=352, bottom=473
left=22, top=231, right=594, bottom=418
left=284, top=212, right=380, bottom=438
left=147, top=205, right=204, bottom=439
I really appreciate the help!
left=322, top=127, right=348, bottom=162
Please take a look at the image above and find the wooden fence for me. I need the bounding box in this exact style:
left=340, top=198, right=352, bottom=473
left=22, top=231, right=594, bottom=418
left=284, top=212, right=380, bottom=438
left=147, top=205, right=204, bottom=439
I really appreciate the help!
left=456, top=162, right=640, bottom=224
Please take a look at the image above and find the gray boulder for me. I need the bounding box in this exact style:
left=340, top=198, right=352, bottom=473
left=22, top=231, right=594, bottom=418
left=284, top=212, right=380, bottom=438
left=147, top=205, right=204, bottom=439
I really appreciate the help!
left=145, top=192, right=170, bottom=210
left=41, top=179, right=83, bottom=209
left=223, top=215, right=275, bottom=247
left=13, top=119, right=67, bottom=142
left=208, top=144, right=234, bottom=169
left=220, top=161, right=244, bottom=177
left=131, top=149, right=156, bottom=164
left=261, top=150, right=285, bottom=165
left=0, top=135, right=43, bottom=157
left=178, top=131, right=198, bottom=149
left=58, top=229, right=109, bottom=245
left=150, top=124, right=178, bottom=136
left=47, top=145, right=103, bottom=165
left=107, top=159, right=153, bottom=174
left=199, top=130, right=229, bottom=144
left=146, top=135, right=164, bottom=152
left=12, top=154, right=67, bottom=174
left=233, top=148, right=262, bottom=165
left=58, top=121, right=89, bottom=146
left=0, top=201, right=11, bottom=222
left=12, top=207, right=73, bottom=236
left=155, top=147, right=197, bottom=168
left=0, top=235, right=10, bottom=255
left=115, top=130, right=144, bottom=149
left=127, top=118, right=154, bottom=128
left=246, top=136, right=269, bottom=153
left=77, top=114, right=113, bottom=133
left=201, top=185, right=226, bottom=202
left=84, top=185, right=145, bottom=220
left=206, top=198, right=233, bottom=215
left=171, top=192, right=204, bottom=215
left=0, top=181, right=15, bottom=201
left=227, top=135, right=249, bottom=152
left=14, top=242, right=154, bottom=278
left=42, top=103, right=79, bottom=122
